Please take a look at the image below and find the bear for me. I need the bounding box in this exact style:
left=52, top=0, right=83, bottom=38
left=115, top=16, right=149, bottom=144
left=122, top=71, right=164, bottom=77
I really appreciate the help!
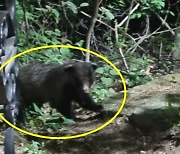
left=18, top=61, right=103, bottom=120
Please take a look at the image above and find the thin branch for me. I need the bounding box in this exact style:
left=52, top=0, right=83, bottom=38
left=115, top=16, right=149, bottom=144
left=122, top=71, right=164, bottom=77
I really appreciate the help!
left=117, top=3, right=140, bottom=28
left=114, top=20, right=129, bottom=72
left=159, top=42, right=163, bottom=60
left=123, top=0, right=135, bottom=38
left=129, top=15, right=150, bottom=54
left=153, top=26, right=180, bottom=34
left=154, top=12, right=175, bottom=35
left=61, top=1, right=73, bottom=29
left=80, top=11, right=114, bottom=31
left=127, top=13, right=172, bottom=53
left=126, top=12, right=174, bottom=54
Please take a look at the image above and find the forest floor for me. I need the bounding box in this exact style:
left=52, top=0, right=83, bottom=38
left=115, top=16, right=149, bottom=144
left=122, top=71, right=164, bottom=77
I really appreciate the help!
left=44, top=112, right=180, bottom=154
left=1, top=110, right=179, bottom=154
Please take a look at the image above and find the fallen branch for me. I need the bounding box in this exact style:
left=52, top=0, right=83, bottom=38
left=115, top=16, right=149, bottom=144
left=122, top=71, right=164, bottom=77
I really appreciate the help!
left=154, top=12, right=175, bottom=35
left=128, top=15, right=150, bottom=54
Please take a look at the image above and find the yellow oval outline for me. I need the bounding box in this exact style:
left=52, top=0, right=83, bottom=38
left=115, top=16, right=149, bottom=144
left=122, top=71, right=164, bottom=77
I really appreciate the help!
left=0, top=45, right=127, bottom=140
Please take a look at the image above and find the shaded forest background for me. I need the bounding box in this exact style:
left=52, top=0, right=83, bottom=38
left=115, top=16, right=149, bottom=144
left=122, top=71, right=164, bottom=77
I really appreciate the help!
left=17, top=0, right=180, bottom=87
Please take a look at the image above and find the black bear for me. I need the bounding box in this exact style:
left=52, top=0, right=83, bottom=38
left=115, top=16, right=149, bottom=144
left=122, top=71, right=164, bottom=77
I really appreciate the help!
left=18, top=61, right=103, bottom=120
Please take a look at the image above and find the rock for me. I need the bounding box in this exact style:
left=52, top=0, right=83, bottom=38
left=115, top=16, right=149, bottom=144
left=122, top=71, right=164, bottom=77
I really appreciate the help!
left=104, top=73, right=180, bottom=131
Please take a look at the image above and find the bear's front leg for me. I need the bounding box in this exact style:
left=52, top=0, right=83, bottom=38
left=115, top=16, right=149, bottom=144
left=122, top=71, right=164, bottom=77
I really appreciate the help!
left=79, top=93, right=103, bottom=112
left=55, top=100, right=76, bottom=120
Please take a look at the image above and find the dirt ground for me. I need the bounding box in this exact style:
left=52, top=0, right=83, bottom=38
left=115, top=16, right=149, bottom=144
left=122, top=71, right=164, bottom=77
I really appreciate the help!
left=0, top=111, right=178, bottom=154
left=43, top=114, right=180, bottom=154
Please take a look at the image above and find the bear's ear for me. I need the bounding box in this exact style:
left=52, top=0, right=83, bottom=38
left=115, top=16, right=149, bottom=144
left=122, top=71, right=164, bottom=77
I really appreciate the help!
left=91, top=63, right=97, bottom=70
left=64, top=64, right=74, bottom=72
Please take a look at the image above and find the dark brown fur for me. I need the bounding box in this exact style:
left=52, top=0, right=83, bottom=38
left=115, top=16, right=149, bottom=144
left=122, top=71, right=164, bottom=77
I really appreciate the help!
left=18, top=62, right=103, bottom=119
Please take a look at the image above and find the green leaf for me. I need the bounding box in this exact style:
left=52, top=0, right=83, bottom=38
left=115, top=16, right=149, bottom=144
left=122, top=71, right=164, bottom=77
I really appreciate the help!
left=45, top=5, right=52, bottom=11
left=108, top=88, right=116, bottom=95
left=65, top=1, right=78, bottom=14
left=52, top=9, right=60, bottom=23
left=33, top=103, right=43, bottom=116
left=80, top=3, right=89, bottom=7
left=75, top=40, right=84, bottom=47
left=95, top=89, right=102, bottom=95
left=96, top=67, right=104, bottom=74
left=101, top=77, right=112, bottom=86
left=52, top=38, right=60, bottom=45
left=50, top=123, right=60, bottom=130
left=101, top=89, right=108, bottom=94
left=38, top=35, right=52, bottom=44
left=62, top=117, right=76, bottom=125
left=45, top=30, right=53, bottom=36
left=55, top=29, right=61, bottom=36
left=169, top=11, right=175, bottom=16
left=60, top=48, right=71, bottom=56
left=110, top=69, right=117, bottom=75
left=100, top=7, right=114, bottom=20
